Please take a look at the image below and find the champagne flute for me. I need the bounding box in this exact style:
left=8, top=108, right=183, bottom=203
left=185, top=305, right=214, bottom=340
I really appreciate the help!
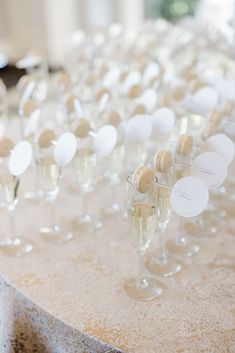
left=146, top=169, right=181, bottom=277
left=0, top=168, right=33, bottom=256
left=124, top=173, right=162, bottom=301
left=73, top=145, right=97, bottom=227
left=38, top=152, right=73, bottom=243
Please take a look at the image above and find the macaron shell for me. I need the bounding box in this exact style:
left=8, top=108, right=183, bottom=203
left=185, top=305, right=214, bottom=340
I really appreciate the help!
left=133, top=166, right=155, bottom=193
left=22, top=99, right=38, bottom=117
left=0, top=137, right=14, bottom=157
left=38, top=129, right=55, bottom=148
left=177, top=135, right=193, bottom=156
left=74, top=119, right=92, bottom=138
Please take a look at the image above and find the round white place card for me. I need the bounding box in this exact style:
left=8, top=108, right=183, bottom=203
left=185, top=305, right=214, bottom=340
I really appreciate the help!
left=139, top=89, right=157, bottom=112
left=9, top=141, right=32, bottom=176
left=193, top=86, right=218, bottom=112
left=191, top=152, right=227, bottom=189
left=151, top=108, right=175, bottom=137
left=98, top=93, right=110, bottom=113
left=103, top=67, right=120, bottom=88
left=122, top=70, right=141, bottom=94
left=16, top=55, right=41, bottom=69
left=125, top=115, right=152, bottom=143
left=93, top=125, right=117, bottom=157
left=170, top=176, right=209, bottom=218
left=54, top=132, right=77, bottom=166
left=24, top=109, right=40, bottom=137
left=143, top=62, right=160, bottom=86
left=203, top=133, right=235, bottom=165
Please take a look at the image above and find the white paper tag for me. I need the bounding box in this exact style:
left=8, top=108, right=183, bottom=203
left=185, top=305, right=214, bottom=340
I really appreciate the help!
left=16, top=55, right=41, bottom=69
left=143, top=62, right=160, bottom=86
left=125, top=115, right=152, bottom=143
left=151, top=108, right=175, bottom=137
left=203, top=133, right=235, bottom=165
left=98, top=93, right=110, bottom=113
left=215, top=79, right=235, bottom=100
left=122, top=70, right=141, bottom=94
left=24, top=109, right=40, bottom=137
left=93, top=125, right=117, bottom=157
left=54, top=132, right=77, bottom=166
left=139, top=89, right=157, bottom=112
left=193, top=86, right=218, bottom=113
left=170, top=176, right=209, bottom=218
left=103, top=67, right=120, bottom=88
left=9, top=141, right=32, bottom=176
left=191, top=152, right=227, bottom=189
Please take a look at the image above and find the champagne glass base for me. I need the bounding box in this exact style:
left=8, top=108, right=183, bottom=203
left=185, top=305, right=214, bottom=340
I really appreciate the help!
left=24, top=190, right=43, bottom=202
left=166, top=238, right=200, bottom=257
left=189, top=221, right=218, bottom=238
left=103, top=203, right=121, bottom=216
left=124, top=276, right=162, bottom=301
left=146, top=252, right=181, bottom=277
left=0, top=237, right=33, bottom=256
left=40, top=226, right=73, bottom=244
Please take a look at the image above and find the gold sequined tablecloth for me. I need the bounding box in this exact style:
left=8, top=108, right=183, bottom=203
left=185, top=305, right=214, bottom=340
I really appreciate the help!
left=0, top=173, right=235, bottom=353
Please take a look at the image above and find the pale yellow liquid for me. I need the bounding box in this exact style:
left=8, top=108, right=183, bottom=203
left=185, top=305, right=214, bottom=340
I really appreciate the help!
left=174, top=165, right=190, bottom=182
left=128, top=203, right=157, bottom=250
left=73, top=148, right=96, bottom=188
left=0, top=174, right=18, bottom=207
left=157, top=186, right=171, bottom=224
left=37, top=156, right=60, bottom=196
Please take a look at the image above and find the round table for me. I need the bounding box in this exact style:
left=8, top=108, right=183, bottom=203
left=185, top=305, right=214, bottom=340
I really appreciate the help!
left=0, top=171, right=235, bottom=353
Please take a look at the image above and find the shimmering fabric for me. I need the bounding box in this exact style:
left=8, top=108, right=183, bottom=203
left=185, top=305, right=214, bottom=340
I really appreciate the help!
left=0, top=174, right=234, bottom=353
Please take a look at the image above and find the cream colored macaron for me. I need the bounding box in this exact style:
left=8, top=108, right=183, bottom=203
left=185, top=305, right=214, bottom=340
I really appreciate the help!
left=107, top=111, right=121, bottom=127
left=38, top=129, right=55, bottom=148
left=0, top=136, right=14, bottom=157
left=154, top=149, right=172, bottom=173
left=170, top=87, right=184, bottom=101
left=65, top=95, right=79, bottom=114
left=131, top=103, right=146, bottom=116
left=176, top=134, right=193, bottom=156
left=127, top=84, right=141, bottom=99
left=74, top=119, right=92, bottom=138
left=22, top=99, right=39, bottom=117
left=95, top=87, right=110, bottom=102
left=131, top=166, right=155, bottom=193
left=222, top=100, right=234, bottom=115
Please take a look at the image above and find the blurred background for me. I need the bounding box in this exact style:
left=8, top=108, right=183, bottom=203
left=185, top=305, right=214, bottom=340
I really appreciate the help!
left=0, top=0, right=234, bottom=68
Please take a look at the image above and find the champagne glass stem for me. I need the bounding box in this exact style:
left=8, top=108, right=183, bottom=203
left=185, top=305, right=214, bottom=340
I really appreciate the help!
left=49, top=200, right=56, bottom=228
left=137, top=249, right=148, bottom=289
left=159, top=223, right=167, bottom=261
left=179, top=217, right=188, bottom=244
left=8, top=206, right=16, bottom=239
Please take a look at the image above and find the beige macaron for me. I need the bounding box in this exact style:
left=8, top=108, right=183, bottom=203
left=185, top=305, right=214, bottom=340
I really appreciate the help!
left=107, top=111, right=121, bottom=127
left=127, top=84, right=141, bottom=99
left=176, top=135, right=193, bottom=156
left=132, top=166, right=155, bottom=193
left=158, top=96, right=171, bottom=107
left=131, top=103, right=146, bottom=116
left=65, top=95, right=79, bottom=114
left=170, top=87, right=184, bottom=101
left=95, top=87, right=110, bottom=102
left=74, top=119, right=92, bottom=138
left=0, top=136, right=14, bottom=157
left=38, top=129, right=55, bottom=148
left=22, top=99, right=39, bottom=118
left=56, top=72, right=70, bottom=90
left=154, top=149, right=172, bottom=173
